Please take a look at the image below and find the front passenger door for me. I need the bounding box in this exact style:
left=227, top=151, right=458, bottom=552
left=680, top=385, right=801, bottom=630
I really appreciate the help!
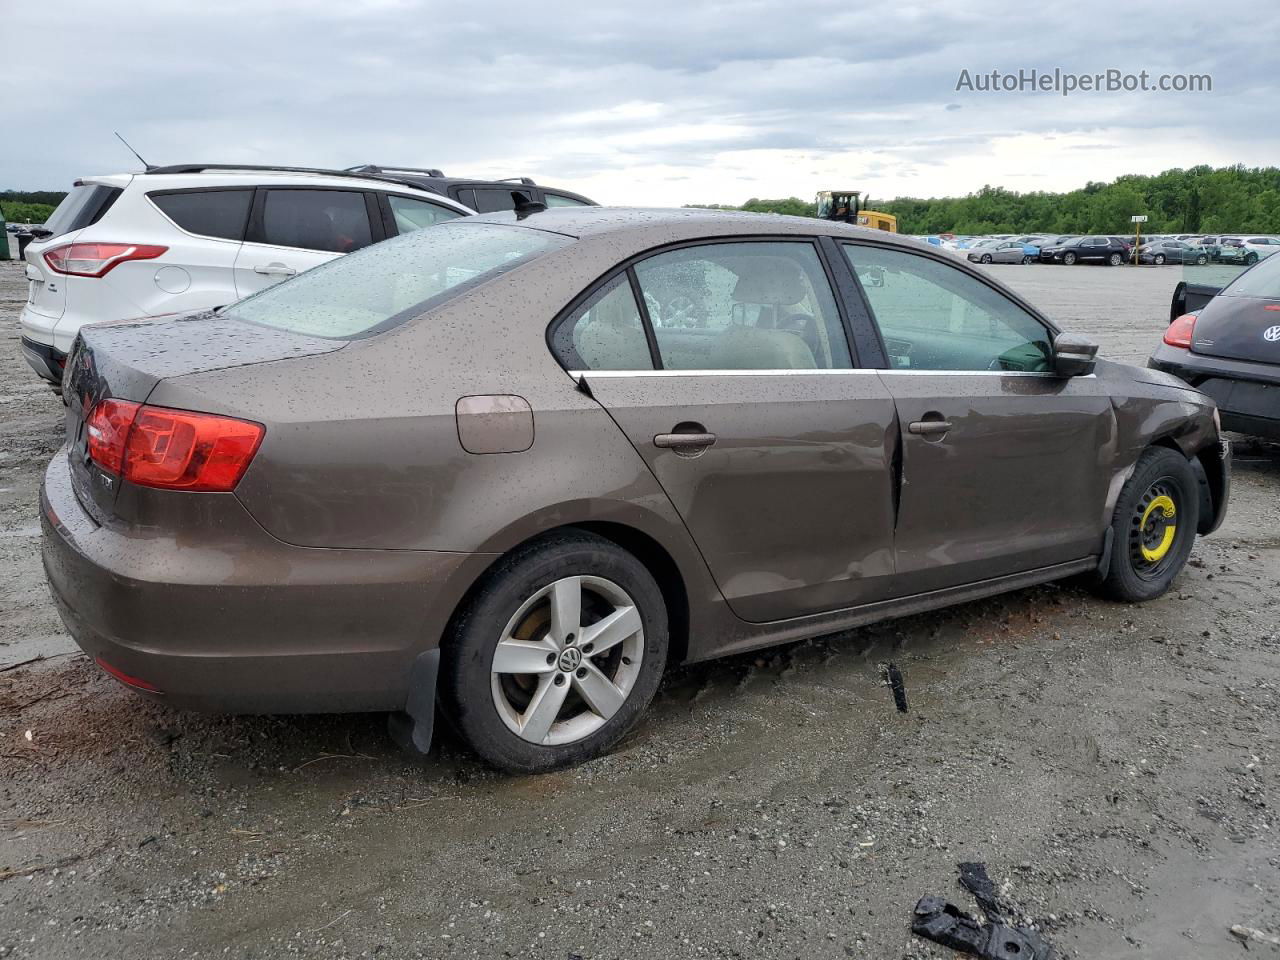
left=234, top=188, right=379, bottom=298
left=840, top=243, right=1116, bottom=596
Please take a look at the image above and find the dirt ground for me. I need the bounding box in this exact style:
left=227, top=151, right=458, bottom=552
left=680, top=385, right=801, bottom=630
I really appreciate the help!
left=1, top=255, right=1277, bottom=959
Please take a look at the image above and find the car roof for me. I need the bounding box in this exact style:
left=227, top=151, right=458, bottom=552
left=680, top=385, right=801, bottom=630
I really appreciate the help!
left=81, top=169, right=471, bottom=207
left=458, top=205, right=920, bottom=246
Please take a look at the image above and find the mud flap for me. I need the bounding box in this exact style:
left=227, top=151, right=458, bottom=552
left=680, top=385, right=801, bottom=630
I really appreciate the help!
left=1093, top=527, right=1115, bottom=582
left=387, top=649, right=440, bottom=756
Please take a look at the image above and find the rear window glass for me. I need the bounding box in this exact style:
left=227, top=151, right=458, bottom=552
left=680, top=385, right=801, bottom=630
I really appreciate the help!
left=544, top=192, right=590, bottom=208
left=223, top=222, right=568, bottom=339
left=151, top=189, right=252, bottom=241
left=43, top=184, right=121, bottom=238
left=1219, top=252, right=1280, bottom=299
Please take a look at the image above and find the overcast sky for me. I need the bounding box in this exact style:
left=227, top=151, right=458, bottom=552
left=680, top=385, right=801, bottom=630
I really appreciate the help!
left=4, top=1, right=1278, bottom=206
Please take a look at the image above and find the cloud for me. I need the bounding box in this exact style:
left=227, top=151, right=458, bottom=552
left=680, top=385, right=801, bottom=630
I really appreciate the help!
left=3, top=0, right=1278, bottom=206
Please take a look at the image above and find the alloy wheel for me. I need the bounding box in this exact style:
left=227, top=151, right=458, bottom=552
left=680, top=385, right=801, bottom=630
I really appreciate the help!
left=490, top=576, right=644, bottom=745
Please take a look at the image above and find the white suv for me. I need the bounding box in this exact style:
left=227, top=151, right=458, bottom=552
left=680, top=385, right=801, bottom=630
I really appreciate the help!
left=19, top=165, right=473, bottom=384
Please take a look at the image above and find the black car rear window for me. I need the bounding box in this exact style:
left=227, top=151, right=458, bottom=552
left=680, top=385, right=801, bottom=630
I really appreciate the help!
left=43, top=184, right=122, bottom=239
left=150, top=189, right=252, bottom=241
left=1220, top=252, right=1280, bottom=299
left=223, top=221, right=569, bottom=339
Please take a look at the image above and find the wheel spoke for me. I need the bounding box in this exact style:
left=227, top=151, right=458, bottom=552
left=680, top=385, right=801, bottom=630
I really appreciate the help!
left=492, top=638, right=557, bottom=675
left=572, top=662, right=626, bottom=720
left=580, top=604, right=641, bottom=656
left=549, top=577, right=582, bottom=645
left=520, top=675, right=570, bottom=743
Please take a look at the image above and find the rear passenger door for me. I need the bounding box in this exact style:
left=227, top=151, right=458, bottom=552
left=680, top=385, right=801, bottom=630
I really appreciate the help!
left=552, top=239, right=901, bottom=622
left=233, top=188, right=381, bottom=298
left=839, top=242, right=1115, bottom=595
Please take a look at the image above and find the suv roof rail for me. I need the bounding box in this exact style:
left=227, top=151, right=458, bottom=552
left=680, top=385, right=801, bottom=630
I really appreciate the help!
left=346, top=164, right=446, bottom=178
left=143, top=163, right=435, bottom=191
left=495, top=176, right=537, bottom=186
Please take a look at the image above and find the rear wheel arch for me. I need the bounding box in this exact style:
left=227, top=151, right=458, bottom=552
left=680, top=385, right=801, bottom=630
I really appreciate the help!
left=445, top=521, right=691, bottom=667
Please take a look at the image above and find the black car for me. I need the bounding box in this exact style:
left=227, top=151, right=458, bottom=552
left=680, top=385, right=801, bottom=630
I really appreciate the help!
left=1039, top=235, right=1130, bottom=265
left=1138, top=239, right=1210, bottom=266
left=345, top=165, right=596, bottom=212
left=1150, top=257, right=1280, bottom=440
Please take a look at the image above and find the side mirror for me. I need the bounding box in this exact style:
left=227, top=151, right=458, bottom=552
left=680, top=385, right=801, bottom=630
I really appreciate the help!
left=1053, top=332, right=1098, bottom=377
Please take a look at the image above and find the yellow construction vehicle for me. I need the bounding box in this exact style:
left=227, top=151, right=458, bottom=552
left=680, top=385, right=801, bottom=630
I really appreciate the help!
left=815, top=190, right=898, bottom=232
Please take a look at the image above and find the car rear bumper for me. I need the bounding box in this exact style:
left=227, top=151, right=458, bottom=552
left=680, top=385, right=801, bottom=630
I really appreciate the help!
left=1149, top=344, right=1280, bottom=440
left=20, top=336, right=66, bottom=384
left=40, top=448, right=494, bottom=713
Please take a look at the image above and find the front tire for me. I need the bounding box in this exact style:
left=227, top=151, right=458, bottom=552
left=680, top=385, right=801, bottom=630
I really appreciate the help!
left=1153, top=254, right=1166, bottom=265
left=1063, top=252, right=1077, bottom=265
left=1196, top=254, right=1208, bottom=265
left=1096, top=447, right=1199, bottom=603
left=440, top=532, right=668, bottom=773
left=980, top=254, right=993, bottom=264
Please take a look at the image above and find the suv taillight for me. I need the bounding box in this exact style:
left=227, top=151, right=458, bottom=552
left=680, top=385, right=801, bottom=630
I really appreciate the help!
left=44, top=242, right=167, bottom=278
left=86, top=399, right=264, bottom=492
left=1164, top=313, right=1198, bottom=348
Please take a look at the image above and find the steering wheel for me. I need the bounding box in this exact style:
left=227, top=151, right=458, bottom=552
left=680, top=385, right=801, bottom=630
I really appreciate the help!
left=663, top=295, right=700, bottom=328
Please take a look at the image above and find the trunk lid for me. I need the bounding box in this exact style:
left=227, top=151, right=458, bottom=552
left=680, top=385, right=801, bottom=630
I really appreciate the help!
left=63, top=311, right=346, bottom=523
left=24, top=231, right=78, bottom=321
left=1190, top=294, right=1280, bottom=365
left=26, top=180, right=129, bottom=320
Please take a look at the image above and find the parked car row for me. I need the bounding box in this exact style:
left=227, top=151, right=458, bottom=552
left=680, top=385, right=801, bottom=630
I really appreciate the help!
left=1134, top=234, right=1280, bottom=265
left=18, top=164, right=595, bottom=385
left=922, top=230, right=1280, bottom=269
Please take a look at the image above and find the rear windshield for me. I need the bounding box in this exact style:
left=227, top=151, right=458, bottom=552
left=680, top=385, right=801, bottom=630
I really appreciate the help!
left=222, top=222, right=569, bottom=339
left=43, top=183, right=122, bottom=238
left=1219, top=252, right=1280, bottom=299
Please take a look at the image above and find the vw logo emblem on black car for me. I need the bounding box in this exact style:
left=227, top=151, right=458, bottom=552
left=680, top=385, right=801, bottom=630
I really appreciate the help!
left=1263, top=324, right=1280, bottom=342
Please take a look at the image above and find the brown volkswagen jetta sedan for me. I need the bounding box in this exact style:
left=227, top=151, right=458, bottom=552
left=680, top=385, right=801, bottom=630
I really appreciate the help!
left=42, top=208, right=1230, bottom=772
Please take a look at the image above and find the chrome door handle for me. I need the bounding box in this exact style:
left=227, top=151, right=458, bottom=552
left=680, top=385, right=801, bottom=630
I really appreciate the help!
left=253, top=263, right=297, bottom=277
left=654, top=432, right=717, bottom=450
left=908, top=420, right=953, bottom=436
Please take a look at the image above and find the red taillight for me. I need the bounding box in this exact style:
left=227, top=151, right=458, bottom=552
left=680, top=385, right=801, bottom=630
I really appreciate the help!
left=95, top=657, right=162, bottom=693
left=43, top=242, right=167, bottom=278
left=1164, top=312, right=1197, bottom=348
left=86, top=399, right=140, bottom=475
left=84, top=401, right=264, bottom=492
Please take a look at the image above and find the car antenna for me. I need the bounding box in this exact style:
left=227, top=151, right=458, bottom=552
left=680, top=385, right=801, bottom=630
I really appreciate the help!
left=114, top=132, right=155, bottom=171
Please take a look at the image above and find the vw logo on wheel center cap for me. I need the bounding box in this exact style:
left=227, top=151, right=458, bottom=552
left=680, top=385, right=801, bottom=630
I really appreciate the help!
left=558, top=647, right=583, bottom=672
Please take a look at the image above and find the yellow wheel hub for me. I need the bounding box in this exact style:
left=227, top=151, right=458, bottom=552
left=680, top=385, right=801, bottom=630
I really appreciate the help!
left=1139, top=494, right=1177, bottom=563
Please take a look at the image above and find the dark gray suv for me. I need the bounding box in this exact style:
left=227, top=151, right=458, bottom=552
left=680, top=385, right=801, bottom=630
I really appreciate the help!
left=345, top=164, right=596, bottom=212
left=42, top=208, right=1229, bottom=773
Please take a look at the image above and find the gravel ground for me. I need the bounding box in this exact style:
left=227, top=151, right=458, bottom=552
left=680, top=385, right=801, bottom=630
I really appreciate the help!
left=1, top=256, right=1277, bottom=959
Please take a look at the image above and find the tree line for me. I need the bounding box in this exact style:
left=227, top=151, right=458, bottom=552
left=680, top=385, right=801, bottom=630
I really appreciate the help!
left=693, top=165, right=1280, bottom=236
left=1, top=191, right=63, bottom=224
